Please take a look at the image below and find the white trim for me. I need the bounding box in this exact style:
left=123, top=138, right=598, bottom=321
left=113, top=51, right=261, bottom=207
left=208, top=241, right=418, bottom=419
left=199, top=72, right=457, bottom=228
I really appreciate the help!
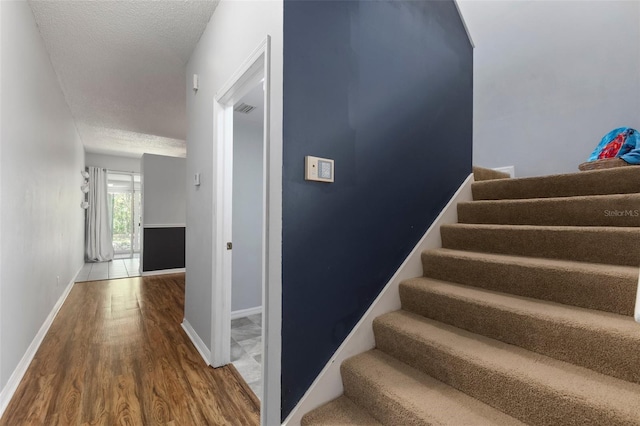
left=0, top=2, right=3, bottom=397
left=181, top=320, right=211, bottom=366
left=261, top=34, right=281, bottom=426
left=141, top=268, right=185, bottom=277
left=453, top=0, right=475, bottom=48
left=493, top=166, right=515, bottom=178
left=142, top=223, right=186, bottom=228
left=216, top=38, right=268, bottom=105
left=283, top=173, right=475, bottom=426
left=231, top=306, right=262, bottom=320
left=0, top=268, right=79, bottom=418
left=635, top=270, right=640, bottom=324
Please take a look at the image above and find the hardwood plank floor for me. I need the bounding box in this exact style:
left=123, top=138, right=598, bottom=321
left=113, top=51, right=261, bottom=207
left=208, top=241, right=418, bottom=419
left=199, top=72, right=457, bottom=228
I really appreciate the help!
left=0, top=274, right=260, bottom=426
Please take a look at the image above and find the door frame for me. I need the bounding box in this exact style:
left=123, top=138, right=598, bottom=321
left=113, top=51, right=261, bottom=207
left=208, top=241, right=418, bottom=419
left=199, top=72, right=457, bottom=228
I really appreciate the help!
left=211, top=36, right=276, bottom=423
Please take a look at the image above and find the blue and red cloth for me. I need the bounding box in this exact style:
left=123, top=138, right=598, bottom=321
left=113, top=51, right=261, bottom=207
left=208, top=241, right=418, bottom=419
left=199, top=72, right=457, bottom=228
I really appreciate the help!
left=588, top=127, right=640, bottom=165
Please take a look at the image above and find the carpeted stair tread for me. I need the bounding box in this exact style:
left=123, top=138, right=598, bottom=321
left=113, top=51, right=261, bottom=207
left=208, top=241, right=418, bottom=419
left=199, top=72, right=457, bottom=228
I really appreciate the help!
left=302, top=166, right=640, bottom=424
left=472, top=166, right=511, bottom=181
left=373, top=310, right=640, bottom=425
left=421, top=248, right=637, bottom=315
left=301, top=395, right=382, bottom=426
left=472, top=166, right=640, bottom=200
left=458, top=193, right=640, bottom=227
left=400, top=277, right=640, bottom=384
left=341, top=350, right=524, bottom=426
left=440, top=223, right=640, bottom=266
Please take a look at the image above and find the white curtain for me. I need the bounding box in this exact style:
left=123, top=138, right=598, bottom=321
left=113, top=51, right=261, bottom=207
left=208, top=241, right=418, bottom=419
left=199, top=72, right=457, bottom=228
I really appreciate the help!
left=85, top=166, right=114, bottom=262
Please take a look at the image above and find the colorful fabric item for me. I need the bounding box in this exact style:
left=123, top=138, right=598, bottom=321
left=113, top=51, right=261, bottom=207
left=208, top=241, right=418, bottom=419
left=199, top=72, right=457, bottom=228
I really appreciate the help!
left=588, top=127, right=640, bottom=165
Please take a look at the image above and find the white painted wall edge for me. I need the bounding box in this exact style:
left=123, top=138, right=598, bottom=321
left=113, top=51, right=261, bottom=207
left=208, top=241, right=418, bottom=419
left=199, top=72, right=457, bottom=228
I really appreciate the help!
left=0, top=267, right=80, bottom=418
left=453, top=0, right=475, bottom=48
left=231, top=306, right=262, bottom=320
left=493, top=166, right=516, bottom=178
left=141, top=268, right=186, bottom=277
left=283, top=173, right=475, bottom=426
left=142, top=224, right=186, bottom=228
left=181, top=320, right=211, bottom=366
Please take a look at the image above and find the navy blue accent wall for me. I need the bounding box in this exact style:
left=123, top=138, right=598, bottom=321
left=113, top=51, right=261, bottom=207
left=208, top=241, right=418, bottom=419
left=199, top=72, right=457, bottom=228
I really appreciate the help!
left=282, top=0, right=473, bottom=418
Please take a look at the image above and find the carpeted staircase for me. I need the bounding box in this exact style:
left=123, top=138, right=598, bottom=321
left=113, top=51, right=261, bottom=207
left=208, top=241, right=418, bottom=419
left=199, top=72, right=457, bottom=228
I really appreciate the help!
left=302, top=167, right=640, bottom=425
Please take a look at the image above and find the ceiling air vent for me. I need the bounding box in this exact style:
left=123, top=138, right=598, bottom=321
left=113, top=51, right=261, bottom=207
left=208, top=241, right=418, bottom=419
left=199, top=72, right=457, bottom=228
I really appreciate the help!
left=234, top=103, right=256, bottom=114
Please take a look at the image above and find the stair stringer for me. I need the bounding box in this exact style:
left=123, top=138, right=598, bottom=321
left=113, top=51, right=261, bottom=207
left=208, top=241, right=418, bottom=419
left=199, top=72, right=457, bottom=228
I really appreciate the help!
left=283, top=173, right=475, bottom=426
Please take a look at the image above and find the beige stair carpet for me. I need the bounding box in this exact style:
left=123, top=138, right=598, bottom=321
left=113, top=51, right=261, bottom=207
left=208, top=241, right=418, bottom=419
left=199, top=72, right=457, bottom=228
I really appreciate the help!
left=303, top=166, right=640, bottom=425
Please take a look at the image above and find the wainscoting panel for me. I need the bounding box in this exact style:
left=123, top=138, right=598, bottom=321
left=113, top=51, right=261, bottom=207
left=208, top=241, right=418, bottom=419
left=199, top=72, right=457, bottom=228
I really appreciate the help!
left=143, top=226, right=186, bottom=272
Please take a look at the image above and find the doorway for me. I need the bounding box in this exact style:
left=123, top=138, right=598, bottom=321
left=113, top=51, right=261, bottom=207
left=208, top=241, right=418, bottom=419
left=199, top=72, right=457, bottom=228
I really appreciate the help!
left=76, top=171, right=142, bottom=282
left=211, top=37, right=273, bottom=422
left=107, top=171, right=141, bottom=260
left=229, top=83, right=265, bottom=398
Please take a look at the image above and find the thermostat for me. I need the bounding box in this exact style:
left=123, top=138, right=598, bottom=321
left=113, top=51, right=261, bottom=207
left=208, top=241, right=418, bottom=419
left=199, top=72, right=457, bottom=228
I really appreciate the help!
left=305, top=156, right=334, bottom=183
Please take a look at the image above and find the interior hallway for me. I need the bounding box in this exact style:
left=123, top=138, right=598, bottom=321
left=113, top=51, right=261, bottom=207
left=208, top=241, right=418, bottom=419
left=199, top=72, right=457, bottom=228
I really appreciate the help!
left=0, top=274, right=259, bottom=425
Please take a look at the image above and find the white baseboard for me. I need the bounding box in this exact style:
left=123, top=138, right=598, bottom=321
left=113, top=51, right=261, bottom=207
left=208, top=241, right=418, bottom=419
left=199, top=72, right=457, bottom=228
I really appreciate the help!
left=0, top=266, right=80, bottom=418
left=141, top=267, right=186, bottom=277
left=282, top=173, right=475, bottom=426
left=634, top=272, right=640, bottom=324
left=493, top=165, right=515, bottom=178
left=231, top=306, right=262, bottom=320
left=181, top=319, right=211, bottom=366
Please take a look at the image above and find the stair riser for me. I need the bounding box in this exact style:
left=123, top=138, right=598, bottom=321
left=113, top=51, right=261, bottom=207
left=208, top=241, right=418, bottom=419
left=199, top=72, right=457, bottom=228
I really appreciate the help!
left=421, top=253, right=637, bottom=315
left=400, top=282, right=640, bottom=384
left=301, top=396, right=381, bottom=426
left=341, top=366, right=426, bottom=426
left=458, top=195, right=640, bottom=227
left=373, top=320, right=634, bottom=426
left=472, top=167, right=640, bottom=201
left=441, top=225, right=640, bottom=266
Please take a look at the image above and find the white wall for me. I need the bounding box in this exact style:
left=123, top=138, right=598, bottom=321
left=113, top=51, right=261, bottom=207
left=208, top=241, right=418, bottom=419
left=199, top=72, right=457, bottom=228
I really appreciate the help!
left=0, top=0, right=4, bottom=393
left=185, top=2, right=283, bottom=424
left=0, top=0, right=84, bottom=392
left=85, top=152, right=140, bottom=173
left=141, top=154, right=186, bottom=226
left=458, top=0, right=640, bottom=177
left=232, top=119, right=263, bottom=313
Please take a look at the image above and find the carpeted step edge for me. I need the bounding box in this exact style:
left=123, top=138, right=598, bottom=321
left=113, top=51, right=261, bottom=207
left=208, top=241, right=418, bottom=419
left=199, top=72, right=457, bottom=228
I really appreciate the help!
left=421, top=249, right=637, bottom=315
left=473, top=166, right=511, bottom=181
left=341, top=350, right=525, bottom=426
left=400, top=277, right=640, bottom=384
left=472, top=167, right=640, bottom=200
left=458, top=193, right=640, bottom=227
left=301, top=395, right=382, bottom=426
left=440, top=223, right=640, bottom=267
left=374, top=311, right=640, bottom=426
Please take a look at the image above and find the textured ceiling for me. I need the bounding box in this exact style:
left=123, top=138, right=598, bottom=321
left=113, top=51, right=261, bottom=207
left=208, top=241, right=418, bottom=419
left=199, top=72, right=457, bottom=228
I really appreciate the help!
left=29, top=0, right=218, bottom=158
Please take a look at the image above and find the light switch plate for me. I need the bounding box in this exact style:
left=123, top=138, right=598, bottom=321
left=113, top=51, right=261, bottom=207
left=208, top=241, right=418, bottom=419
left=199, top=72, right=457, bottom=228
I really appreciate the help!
left=305, top=156, right=334, bottom=182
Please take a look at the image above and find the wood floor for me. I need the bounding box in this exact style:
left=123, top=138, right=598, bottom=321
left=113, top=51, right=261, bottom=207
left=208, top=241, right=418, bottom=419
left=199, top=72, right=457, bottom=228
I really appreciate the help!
left=0, top=274, right=260, bottom=426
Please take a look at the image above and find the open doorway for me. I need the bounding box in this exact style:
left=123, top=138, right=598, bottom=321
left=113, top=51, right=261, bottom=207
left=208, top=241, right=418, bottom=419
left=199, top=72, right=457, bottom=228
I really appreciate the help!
left=229, top=83, right=265, bottom=398
left=211, top=38, right=275, bottom=423
left=76, top=170, right=142, bottom=282
left=107, top=171, right=141, bottom=260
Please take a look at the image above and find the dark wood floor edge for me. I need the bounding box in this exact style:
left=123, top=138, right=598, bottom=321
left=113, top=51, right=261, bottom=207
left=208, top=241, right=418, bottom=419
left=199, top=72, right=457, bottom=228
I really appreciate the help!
left=226, top=363, right=261, bottom=411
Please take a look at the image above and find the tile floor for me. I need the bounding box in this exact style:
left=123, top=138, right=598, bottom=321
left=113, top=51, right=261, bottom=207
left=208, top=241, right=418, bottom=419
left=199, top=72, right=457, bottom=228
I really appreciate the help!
left=76, top=256, right=140, bottom=282
left=231, top=314, right=262, bottom=399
